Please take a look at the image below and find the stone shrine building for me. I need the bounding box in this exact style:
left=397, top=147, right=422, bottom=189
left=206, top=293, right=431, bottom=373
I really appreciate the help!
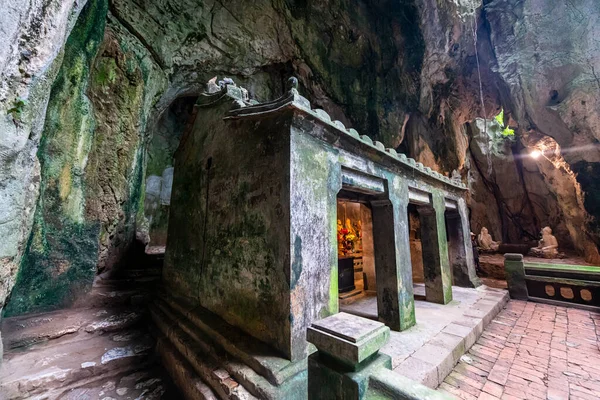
left=154, top=78, right=480, bottom=398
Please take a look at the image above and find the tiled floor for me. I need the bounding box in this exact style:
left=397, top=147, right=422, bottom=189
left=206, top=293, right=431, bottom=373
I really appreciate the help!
left=439, top=300, right=600, bottom=400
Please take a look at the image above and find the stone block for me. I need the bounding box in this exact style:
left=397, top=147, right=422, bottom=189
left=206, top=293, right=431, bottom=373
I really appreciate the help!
left=307, top=313, right=390, bottom=369
left=368, top=368, right=455, bottom=399
left=427, top=333, right=465, bottom=383
left=393, top=356, right=438, bottom=388
left=308, top=352, right=391, bottom=400
left=145, top=175, right=162, bottom=198
left=410, top=343, right=457, bottom=387
left=443, top=323, right=478, bottom=349
left=160, top=167, right=174, bottom=205
left=504, top=253, right=528, bottom=300
left=429, top=332, right=465, bottom=362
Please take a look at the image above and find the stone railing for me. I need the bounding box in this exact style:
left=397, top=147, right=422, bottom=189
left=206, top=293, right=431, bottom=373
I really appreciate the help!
left=504, top=254, right=600, bottom=309
left=306, top=312, right=454, bottom=399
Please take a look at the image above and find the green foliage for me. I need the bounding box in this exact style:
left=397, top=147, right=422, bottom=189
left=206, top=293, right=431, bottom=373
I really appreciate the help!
left=494, top=109, right=504, bottom=126
left=7, top=98, right=27, bottom=124
left=502, top=127, right=515, bottom=136
left=493, top=108, right=515, bottom=137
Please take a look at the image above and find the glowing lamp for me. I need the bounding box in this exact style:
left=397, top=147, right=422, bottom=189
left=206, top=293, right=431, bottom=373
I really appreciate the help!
left=530, top=150, right=542, bottom=159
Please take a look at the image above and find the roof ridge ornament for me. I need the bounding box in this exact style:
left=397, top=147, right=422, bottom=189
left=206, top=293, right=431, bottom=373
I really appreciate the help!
left=287, top=76, right=299, bottom=92
left=198, top=76, right=250, bottom=107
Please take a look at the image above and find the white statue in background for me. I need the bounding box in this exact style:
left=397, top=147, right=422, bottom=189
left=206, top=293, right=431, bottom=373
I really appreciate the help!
left=530, top=226, right=559, bottom=259
left=477, top=227, right=500, bottom=252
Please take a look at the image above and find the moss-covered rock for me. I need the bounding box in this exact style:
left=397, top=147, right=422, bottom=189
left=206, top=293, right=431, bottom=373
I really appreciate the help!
left=4, top=0, right=108, bottom=316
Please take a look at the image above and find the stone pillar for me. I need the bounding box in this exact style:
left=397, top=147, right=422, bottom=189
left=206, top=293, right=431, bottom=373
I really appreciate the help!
left=360, top=204, right=376, bottom=292
left=446, top=213, right=463, bottom=286
left=371, top=182, right=415, bottom=331
left=457, top=198, right=481, bottom=288
left=504, top=253, right=528, bottom=300
left=446, top=205, right=480, bottom=288
left=418, top=193, right=452, bottom=304
left=307, top=312, right=391, bottom=399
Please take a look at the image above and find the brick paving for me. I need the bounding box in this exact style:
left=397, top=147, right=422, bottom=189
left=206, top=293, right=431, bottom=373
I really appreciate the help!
left=439, top=300, right=600, bottom=400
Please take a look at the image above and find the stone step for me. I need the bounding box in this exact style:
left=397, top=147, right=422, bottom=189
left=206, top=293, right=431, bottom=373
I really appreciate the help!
left=159, top=294, right=306, bottom=388
left=150, top=303, right=257, bottom=400
left=0, top=328, right=155, bottom=399
left=151, top=297, right=307, bottom=400
left=1, top=307, right=145, bottom=351
left=392, top=288, right=510, bottom=389
left=114, top=267, right=162, bottom=279
left=156, top=336, right=218, bottom=400
left=93, top=275, right=161, bottom=288
left=39, top=364, right=168, bottom=400
left=338, top=288, right=364, bottom=300
left=89, top=287, right=150, bottom=308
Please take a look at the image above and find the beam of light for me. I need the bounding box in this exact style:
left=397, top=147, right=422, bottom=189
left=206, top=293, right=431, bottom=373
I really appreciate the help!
left=517, top=142, right=600, bottom=162
left=558, top=143, right=600, bottom=156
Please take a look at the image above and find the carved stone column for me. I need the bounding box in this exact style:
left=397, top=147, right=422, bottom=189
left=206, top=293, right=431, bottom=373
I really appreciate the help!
left=457, top=198, right=481, bottom=288
left=371, top=179, right=416, bottom=331
left=418, top=192, right=452, bottom=304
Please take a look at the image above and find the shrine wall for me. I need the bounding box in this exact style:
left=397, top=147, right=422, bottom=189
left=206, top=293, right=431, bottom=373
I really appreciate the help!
left=164, top=100, right=293, bottom=359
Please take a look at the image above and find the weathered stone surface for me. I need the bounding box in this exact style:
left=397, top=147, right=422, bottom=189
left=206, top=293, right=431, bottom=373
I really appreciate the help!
left=2, top=0, right=599, bottom=324
left=308, top=351, right=392, bottom=400
left=0, top=0, right=89, bottom=316
left=419, top=192, right=453, bottom=304
left=84, top=310, right=142, bottom=333
left=367, top=368, right=454, bottom=400
left=165, top=84, right=475, bottom=374
left=307, top=312, right=390, bottom=367
left=504, top=253, right=528, bottom=300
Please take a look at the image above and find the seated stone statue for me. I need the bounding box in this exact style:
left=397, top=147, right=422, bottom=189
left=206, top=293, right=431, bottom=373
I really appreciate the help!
left=529, top=226, right=559, bottom=259
left=477, top=227, right=500, bottom=252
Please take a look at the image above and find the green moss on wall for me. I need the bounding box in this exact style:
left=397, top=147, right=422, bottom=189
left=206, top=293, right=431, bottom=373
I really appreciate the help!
left=4, top=0, right=108, bottom=317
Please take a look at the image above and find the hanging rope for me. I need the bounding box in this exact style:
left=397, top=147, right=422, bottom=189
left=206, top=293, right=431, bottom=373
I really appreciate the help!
left=470, top=6, right=493, bottom=176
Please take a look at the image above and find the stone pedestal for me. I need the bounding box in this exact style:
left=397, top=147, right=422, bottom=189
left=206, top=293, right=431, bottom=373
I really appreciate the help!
left=307, top=312, right=391, bottom=399
left=504, top=253, right=528, bottom=300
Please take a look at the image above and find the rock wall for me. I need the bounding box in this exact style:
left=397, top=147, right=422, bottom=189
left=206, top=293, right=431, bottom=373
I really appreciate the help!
left=0, top=0, right=89, bottom=315
left=471, top=0, right=600, bottom=262
left=1, top=0, right=600, bottom=316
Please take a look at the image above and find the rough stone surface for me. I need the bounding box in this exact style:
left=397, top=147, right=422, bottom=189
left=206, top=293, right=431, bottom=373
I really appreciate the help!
left=1, top=0, right=599, bottom=321
left=0, top=0, right=89, bottom=315
left=307, top=312, right=390, bottom=366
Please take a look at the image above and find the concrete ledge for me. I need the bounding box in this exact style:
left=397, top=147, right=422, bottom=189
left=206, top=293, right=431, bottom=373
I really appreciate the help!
left=393, top=288, right=509, bottom=389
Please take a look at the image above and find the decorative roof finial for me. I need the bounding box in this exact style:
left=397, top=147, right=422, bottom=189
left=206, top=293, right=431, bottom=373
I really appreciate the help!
left=287, top=76, right=299, bottom=92
left=219, top=77, right=235, bottom=88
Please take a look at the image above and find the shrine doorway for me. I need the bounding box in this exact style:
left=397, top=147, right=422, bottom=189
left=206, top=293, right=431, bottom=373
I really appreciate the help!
left=407, top=204, right=426, bottom=291
left=335, top=185, right=410, bottom=331
left=336, top=197, right=376, bottom=301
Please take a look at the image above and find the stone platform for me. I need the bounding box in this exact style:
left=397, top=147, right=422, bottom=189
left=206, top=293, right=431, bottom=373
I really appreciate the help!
left=340, top=284, right=509, bottom=388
